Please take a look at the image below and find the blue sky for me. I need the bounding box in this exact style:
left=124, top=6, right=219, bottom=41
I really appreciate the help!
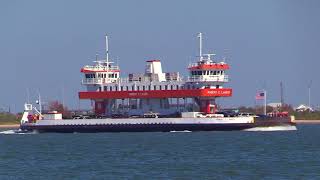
left=0, top=0, right=319, bottom=112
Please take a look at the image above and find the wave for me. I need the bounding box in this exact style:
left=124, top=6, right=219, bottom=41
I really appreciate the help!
left=170, top=130, right=192, bottom=133
left=243, top=125, right=297, bottom=132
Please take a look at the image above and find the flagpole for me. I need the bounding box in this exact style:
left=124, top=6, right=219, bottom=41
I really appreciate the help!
left=264, top=89, right=267, bottom=115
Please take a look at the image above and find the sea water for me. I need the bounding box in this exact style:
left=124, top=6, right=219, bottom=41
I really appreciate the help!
left=0, top=125, right=319, bottom=179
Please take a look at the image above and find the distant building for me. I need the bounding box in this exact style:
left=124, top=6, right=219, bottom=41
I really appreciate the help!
left=267, top=102, right=282, bottom=109
left=295, top=104, right=313, bottom=112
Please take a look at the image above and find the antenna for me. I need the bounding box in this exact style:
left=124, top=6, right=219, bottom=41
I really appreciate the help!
left=26, top=88, right=30, bottom=103
left=198, top=32, right=203, bottom=61
left=62, top=86, right=65, bottom=109
left=105, top=34, right=109, bottom=63
left=223, top=48, right=229, bottom=63
left=36, top=91, right=42, bottom=118
left=95, top=53, right=99, bottom=61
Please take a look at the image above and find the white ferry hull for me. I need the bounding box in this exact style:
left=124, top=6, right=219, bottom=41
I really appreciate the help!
left=20, top=117, right=295, bottom=133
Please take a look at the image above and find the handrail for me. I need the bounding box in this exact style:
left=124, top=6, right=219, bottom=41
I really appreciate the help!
left=187, top=75, right=228, bottom=82
left=83, top=65, right=120, bottom=71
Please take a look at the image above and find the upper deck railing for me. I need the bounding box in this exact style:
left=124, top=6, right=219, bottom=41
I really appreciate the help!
left=82, top=65, right=120, bottom=71
left=187, top=75, right=228, bottom=82
left=82, top=76, right=184, bottom=85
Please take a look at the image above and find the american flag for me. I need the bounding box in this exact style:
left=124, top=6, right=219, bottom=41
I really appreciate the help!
left=255, top=91, right=265, bottom=100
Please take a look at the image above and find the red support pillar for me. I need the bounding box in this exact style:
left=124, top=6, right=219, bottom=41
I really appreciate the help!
left=94, top=101, right=106, bottom=115
left=200, top=100, right=211, bottom=114
left=205, top=100, right=211, bottom=114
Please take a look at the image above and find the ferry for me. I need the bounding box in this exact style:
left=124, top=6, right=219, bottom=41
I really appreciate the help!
left=20, top=33, right=295, bottom=133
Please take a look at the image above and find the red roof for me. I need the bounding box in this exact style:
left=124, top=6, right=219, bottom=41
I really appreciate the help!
left=188, top=64, right=230, bottom=70
left=146, top=59, right=161, bottom=62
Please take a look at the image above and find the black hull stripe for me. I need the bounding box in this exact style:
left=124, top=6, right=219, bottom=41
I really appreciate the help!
left=20, top=122, right=295, bottom=133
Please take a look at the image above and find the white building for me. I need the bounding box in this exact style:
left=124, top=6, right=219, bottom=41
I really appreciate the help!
left=295, top=104, right=313, bottom=112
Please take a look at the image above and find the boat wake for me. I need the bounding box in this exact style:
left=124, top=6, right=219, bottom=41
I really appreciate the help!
left=0, top=129, right=34, bottom=135
left=243, top=125, right=297, bottom=132
left=170, top=130, right=192, bottom=133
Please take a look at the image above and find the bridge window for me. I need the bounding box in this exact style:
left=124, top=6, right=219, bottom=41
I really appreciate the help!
left=165, top=85, right=168, bottom=90
left=143, top=86, right=145, bottom=91
left=121, top=86, right=123, bottom=91
left=110, top=86, right=112, bottom=91
left=132, top=85, right=135, bottom=91
left=137, top=86, right=140, bottom=91
left=115, top=74, right=117, bottom=78
left=104, top=86, right=107, bottom=91
left=213, top=71, right=217, bottom=75
left=149, top=85, right=151, bottom=90
left=197, top=71, right=202, bottom=75
left=115, top=86, right=118, bottom=91
left=176, top=85, right=179, bottom=90
left=154, top=85, right=157, bottom=90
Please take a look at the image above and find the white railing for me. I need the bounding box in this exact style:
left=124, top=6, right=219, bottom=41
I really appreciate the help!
left=187, top=75, right=228, bottom=82
left=82, top=76, right=227, bottom=85
left=83, top=65, right=120, bottom=71
left=82, top=78, right=103, bottom=84
left=82, top=78, right=118, bottom=84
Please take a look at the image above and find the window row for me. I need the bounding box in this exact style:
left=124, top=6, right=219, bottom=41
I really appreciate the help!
left=85, top=73, right=118, bottom=79
left=191, top=70, right=224, bottom=76
left=103, top=84, right=182, bottom=91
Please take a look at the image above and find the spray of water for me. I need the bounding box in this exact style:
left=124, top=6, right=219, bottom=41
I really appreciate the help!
left=0, top=129, right=36, bottom=135
left=243, top=125, right=297, bottom=132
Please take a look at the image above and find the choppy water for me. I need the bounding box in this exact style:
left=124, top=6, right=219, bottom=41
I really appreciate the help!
left=0, top=125, right=319, bottom=179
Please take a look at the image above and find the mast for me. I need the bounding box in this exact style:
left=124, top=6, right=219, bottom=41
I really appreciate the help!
left=105, top=34, right=109, bottom=64
left=198, top=32, right=203, bottom=61
left=280, top=81, right=284, bottom=106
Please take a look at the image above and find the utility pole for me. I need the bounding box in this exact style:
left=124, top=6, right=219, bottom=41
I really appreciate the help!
left=280, top=81, right=284, bottom=106
left=308, top=80, right=312, bottom=109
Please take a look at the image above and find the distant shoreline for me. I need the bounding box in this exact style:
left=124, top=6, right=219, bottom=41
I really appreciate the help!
left=0, top=124, right=20, bottom=129
left=294, top=120, right=320, bottom=124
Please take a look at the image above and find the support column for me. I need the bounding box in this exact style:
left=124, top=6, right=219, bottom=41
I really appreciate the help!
left=94, top=100, right=106, bottom=116
left=200, top=100, right=211, bottom=114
